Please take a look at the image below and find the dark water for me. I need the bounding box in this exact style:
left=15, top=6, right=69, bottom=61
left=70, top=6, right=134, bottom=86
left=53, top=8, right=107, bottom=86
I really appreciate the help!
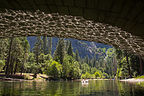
left=0, top=80, right=144, bottom=96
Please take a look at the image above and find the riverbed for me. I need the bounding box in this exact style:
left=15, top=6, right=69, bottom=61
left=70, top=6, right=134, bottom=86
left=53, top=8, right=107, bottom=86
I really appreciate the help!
left=0, top=80, right=144, bottom=96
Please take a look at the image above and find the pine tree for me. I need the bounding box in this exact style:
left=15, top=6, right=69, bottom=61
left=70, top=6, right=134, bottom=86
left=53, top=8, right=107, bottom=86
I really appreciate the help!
left=67, top=41, right=73, bottom=57
left=139, top=55, right=143, bottom=75
left=20, top=37, right=30, bottom=74
left=0, top=38, right=8, bottom=60
left=42, top=36, right=48, bottom=55
left=85, top=55, right=89, bottom=64
left=48, top=37, right=52, bottom=55
left=54, top=38, right=65, bottom=64
left=65, top=40, right=70, bottom=52
left=125, top=51, right=132, bottom=78
left=10, top=38, right=23, bottom=75
left=5, top=38, right=13, bottom=76
left=33, top=36, right=43, bottom=65
left=75, top=49, right=79, bottom=61
left=5, top=38, right=24, bottom=76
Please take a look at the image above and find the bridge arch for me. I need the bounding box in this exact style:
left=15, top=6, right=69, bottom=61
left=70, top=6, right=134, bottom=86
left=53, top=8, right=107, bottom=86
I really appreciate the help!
left=0, top=0, right=144, bottom=56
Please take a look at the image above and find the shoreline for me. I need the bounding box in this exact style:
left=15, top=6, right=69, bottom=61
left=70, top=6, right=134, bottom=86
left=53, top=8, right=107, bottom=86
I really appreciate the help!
left=120, top=78, right=144, bottom=83
left=0, top=78, right=111, bottom=82
left=0, top=73, right=49, bottom=82
left=0, top=76, right=144, bottom=83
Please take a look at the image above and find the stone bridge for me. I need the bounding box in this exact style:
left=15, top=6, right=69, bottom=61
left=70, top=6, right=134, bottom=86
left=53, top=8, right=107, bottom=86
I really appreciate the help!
left=0, top=0, right=144, bottom=56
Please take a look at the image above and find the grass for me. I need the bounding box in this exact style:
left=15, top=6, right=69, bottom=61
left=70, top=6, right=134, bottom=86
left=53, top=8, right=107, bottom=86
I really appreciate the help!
left=135, top=75, right=144, bottom=79
left=136, top=82, right=144, bottom=87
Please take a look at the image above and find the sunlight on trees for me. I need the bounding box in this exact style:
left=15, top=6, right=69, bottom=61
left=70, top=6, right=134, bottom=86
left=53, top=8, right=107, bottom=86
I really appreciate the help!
left=0, top=36, right=143, bottom=80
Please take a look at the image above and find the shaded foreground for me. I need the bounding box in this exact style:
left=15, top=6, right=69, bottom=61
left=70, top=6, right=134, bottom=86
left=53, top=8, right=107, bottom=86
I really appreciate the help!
left=0, top=80, right=144, bottom=96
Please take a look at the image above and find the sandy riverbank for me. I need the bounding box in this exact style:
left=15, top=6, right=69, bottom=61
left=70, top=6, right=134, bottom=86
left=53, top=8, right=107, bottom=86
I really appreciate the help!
left=120, top=78, right=144, bottom=83
left=0, top=73, right=49, bottom=82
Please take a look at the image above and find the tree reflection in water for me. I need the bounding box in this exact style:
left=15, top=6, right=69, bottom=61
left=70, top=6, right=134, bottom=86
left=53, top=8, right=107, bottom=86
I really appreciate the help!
left=0, top=80, right=144, bottom=96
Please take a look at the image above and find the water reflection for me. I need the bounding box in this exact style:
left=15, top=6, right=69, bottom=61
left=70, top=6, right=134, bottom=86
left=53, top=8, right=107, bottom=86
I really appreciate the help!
left=0, top=80, right=144, bottom=96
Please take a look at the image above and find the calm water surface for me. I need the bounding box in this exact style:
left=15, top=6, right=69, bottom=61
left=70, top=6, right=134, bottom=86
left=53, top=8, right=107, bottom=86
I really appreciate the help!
left=0, top=80, right=144, bottom=96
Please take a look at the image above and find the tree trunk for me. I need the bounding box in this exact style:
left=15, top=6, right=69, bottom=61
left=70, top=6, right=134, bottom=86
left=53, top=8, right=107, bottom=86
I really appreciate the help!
left=14, top=60, right=18, bottom=74
left=139, top=55, right=143, bottom=75
left=10, top=57, right=15, bottom=75
left=113, top=56, right=117, bottom=76
left=126, top=52, right=132, bottom=78
left=5, top=38, right=13, bottom=77
left=21, top=59, right=25, bottom=75
left=36, top=54, right=39, bottom=65
left=20, top=65, right=24, bottom=75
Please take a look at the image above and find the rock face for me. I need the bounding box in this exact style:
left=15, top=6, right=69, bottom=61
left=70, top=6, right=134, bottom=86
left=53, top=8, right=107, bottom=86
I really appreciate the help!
left=0, top=10, right=144, bottom=56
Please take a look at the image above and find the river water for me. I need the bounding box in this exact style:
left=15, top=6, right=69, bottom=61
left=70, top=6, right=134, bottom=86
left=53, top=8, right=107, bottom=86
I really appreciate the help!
left=0, top=80, right=144, bottom=96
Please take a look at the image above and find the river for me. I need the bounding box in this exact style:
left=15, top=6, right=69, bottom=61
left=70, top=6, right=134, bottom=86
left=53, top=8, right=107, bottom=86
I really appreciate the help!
left=0, top=80, right=144, bottom=96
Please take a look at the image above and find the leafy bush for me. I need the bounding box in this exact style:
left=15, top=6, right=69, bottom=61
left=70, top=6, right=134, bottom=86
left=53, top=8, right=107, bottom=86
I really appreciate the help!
left=45, top=60, right=62, bottom=78
left=136, top=75, right=144, bottom=79
left=102, top=72, right=109, bottom=79
left=81, top=72, right=93, bottom=79
left=62, top=55, right=81, bottom=79
left=94, top=72, right=101, bottom=79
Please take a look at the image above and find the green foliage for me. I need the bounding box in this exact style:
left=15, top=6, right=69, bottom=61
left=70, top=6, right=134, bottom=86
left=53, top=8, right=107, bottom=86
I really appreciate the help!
left=0, top=37, right=143, bottom=80
left=44, top=59, right=62, bottom=78
left=0, top=60, right=5, bottom=71
left=39, top=53, right=52, bottom=63
left=115, top=48, right=143, bottom=79
left=117, top=57, right=130, bottom=78
left=103, top=72, right=109, bottom=79
left=0, top=38, right=8, bottom=60
left=26, top=62, right=40, bottom=74
left=81, top=72, right=91, bottom=79
left=90, top=67, right=97, bottom=74
left=32, top=37, right=43, bottom=67
left=42, top=36, right=48, bottom=55
left=67, top=41, right=73, bottom=57
left=81, top=69, right=107, bottom=79
left=94, top=72, right=101, bottom=79
left=62, top=55, right=81, bottom=79
left=135, top=75, right=144, bottom=79
left=54, top=38, right=65, bottom=64
left=48, top=37, right=52, bottom=55
left=27, top=53, right=35, bottom=64
left=75, top=49, right=79, bottom=61
left=81, top=63, right=90, bottom=74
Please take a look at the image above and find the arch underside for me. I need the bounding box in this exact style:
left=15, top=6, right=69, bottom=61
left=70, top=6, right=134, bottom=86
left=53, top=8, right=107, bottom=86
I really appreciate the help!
left=0, top=10, right=144, bottom=56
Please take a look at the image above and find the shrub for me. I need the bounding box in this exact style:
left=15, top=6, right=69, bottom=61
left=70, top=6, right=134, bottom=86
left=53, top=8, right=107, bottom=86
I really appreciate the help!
left=45, top=60, right=62, bottom=79
left=81, top=72, right=94, bottom=79
left=94, top=72, right=101, bottom=79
